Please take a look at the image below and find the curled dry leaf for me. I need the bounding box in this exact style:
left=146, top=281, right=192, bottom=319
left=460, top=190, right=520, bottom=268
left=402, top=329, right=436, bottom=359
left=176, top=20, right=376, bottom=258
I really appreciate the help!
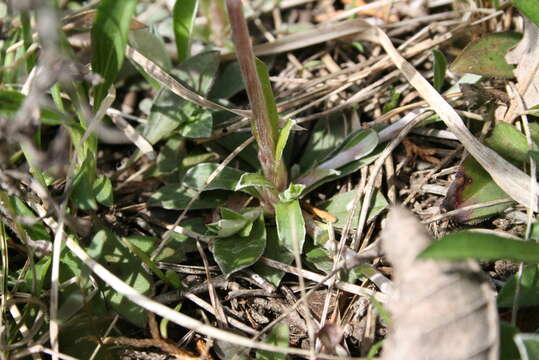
left=505, top=17, right=539, bottom=120
left=381, top=206, right=499, bottom=360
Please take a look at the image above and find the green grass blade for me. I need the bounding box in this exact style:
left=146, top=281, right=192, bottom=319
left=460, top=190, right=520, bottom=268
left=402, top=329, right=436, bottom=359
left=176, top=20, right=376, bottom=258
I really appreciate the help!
left=91, top=0, right=138, bottom=107
left=173, top=0, right=199, bottom=63
left=419, top=231, right=539, bottom=263
left=275, top=119, right=294, bottom=163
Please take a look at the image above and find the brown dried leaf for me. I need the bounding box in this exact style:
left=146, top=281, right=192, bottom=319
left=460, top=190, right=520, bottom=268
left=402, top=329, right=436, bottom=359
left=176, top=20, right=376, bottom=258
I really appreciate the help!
left=505, top=17, right=539, bottom=119
left=381, top=206, right=499, bottom=360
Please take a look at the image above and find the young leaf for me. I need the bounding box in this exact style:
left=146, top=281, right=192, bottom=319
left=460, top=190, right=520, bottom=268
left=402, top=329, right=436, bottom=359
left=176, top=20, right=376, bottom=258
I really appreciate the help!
left=183, top=162, right=245, bottom=191
left=91, top=0, right=138, bottom=107
left=212, top=211, right=266, bottom=276
left=256, top=323, right=289, bottom=360
left=93, top=175, right=114, bottom=207
left=275, top=119, right=294, bottom=163
left=173, top=0, right=199, bottom=62
left=419, top=231, right=539, bottom=263
left=235, top=173, right=275, bottom=191
left=450, top=32, right=522, bottom=78
left=275, top=197, right=306, bottom=255
left=432, top=49, right=447, bottom=91
left=0, top=89, right=65, bottom=125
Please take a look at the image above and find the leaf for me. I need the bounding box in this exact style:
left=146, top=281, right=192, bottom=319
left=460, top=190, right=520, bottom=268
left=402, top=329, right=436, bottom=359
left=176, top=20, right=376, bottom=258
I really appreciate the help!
left=513, top=0, right=539, bottom=28
left=443, top=123, right=528, bottom=224
left=278, top=184, right=305, bottom=202
left=255, top=58, right=279, bottom=142
left=275, top=199, right=306, bottom=255
left=154, top=136, right=185, bottom=176
left=87, top=229, right=152, bottom=327
left=381, top=206, right=499, bottom=359
left=9, top=196, right=51, bottom=242
left=450, top=32, right=522, bottom=78
left=173, top=0, right=199, bottom=62
left=252, top=227, right=294, bottom=287
left=179, top=108, right=212, bottom=138
left=207, top=208, right=261, bottom=238
left=212, top=211, right=266, bottom=277
left=91, top=0, right=138, bottom=107
left=497, top=264, right=539, bottom=308
left=432, top=49, right=447, bottom=91
left=318, top=189, right=388, bottom=230
left=295, top=129, right=379, bottom=188
left=209, top=61, right=245, bottom=100
left=382, top=87, right=401, bottom=113
left=143, top=52, right=220, bottom=143
left=484, top=122, right=530, bottom=165
left=418, top=231, right=539, bottom=263
left=183, top=162, right=245, bottom=191
left=235, top=173, right=275, bottom=191
left=128, top=28, right=172, bottom=71
left=93, top=175, right=114, bottom=207
left=256, top=323, right=289, bottom=360
left=0, top=89, right=65, bottom=125
left=515, top=333, right=539, bottom=360
left=148, top=183, right=229, bottom=210
left=275, top=119, right=294, bottom=163
left=500, top=322, right=521, bottom=360
left=71, top=154, right=98, bottom=210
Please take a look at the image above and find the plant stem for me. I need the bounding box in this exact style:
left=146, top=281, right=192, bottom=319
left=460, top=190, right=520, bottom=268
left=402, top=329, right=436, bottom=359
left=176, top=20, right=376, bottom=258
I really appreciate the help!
left=226, top=0, right=288, bottom=202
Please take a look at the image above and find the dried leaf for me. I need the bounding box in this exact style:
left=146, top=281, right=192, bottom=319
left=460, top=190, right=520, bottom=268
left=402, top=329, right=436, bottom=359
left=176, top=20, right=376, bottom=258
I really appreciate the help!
left=505, top=18, right=539, bottom=117
left=381, top=206, right=499, bottom=360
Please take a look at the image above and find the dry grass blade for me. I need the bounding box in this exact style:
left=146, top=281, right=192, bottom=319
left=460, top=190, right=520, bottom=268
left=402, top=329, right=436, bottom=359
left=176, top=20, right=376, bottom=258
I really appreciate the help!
left=126, top=46, right=251, bottom=118
left=381, top=206, right=499, bottom=360
left=365, top=21, right=539, bottom=211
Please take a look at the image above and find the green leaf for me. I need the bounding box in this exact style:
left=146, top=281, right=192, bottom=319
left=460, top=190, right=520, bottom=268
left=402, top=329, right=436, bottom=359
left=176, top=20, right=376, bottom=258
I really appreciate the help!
left=91, top=0, right=138, bottom=107
left=207, top=208, right=261, bottom=238
left=256, top=323, right=289, bottom=360
left=148, top=183, right=229, bottom=210
left=0, top=89, right=65, bottom=125
left=209, top=61, right=245, bottom=100
left=432, top=49, right=447, bottom=91
left=255, top=58, right=280, bottom=141
left=275, top=199, right=306, bottom=255
left=279, top=184, right=305, bottom=202
left=275, top=119, right=294, bottom=163
left=212, top=212, right=266, bottom=276
left=297, top=113, right=347, bottom=171
left=484, top=122, right=530, bottom=165
left=498, top=264, right=539, bottom=308
left=252, top=227, right=294, bottom=287
left=235, top=173, right=275, bottom=191
left=450, top=32, right=522, bottom=78
left=9, top=196, right=50, bottom=241
left=418, top=231, right=539, bottom=263
left=296, top=129, right=379, bottom=188
left=442, top=156, right=511, bottom=223
left=93, top=175, right=114, bottom=207
left=87, top=229, right=152, bottom=327
left=173, top=0, right=199, bottom=62
left=514, top=0, right=539, bottom=28
left=318, top=189, right=388, bottom=230
left=154, top=136, right=185, bottom=175
left=179, top=108, right=212, bottom=138
left=128, top=28, right=172, bottom=71
left=71, top=154, right=98, bottom=210
left=515, top=333, right=539, bottom=360
left=183, top=162, right=245, bottom=191
left=143, top=52, right=219, bottom=143
left=500, top=322, right=521, bottom=360
left=382, top=87, right=401, bottom=113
